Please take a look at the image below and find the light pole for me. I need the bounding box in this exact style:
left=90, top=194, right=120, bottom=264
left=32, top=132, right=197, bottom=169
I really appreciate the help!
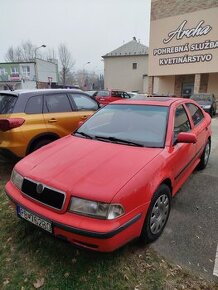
left=34, top=44, right=46, bottom=89
left=34, top=44, right=46, bottom=58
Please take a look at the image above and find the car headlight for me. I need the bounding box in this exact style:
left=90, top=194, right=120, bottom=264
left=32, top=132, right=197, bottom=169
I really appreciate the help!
left=11, top=169, right=24, bottom=190
left=202, top=105, right=211, bottom=109
left=69, top=197, right=124, bottom=220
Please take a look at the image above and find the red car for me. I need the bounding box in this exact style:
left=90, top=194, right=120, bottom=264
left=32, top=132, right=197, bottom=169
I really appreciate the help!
left=5, top=97, right=211, bottom=252
left=95, top=89, right=131, bottom=105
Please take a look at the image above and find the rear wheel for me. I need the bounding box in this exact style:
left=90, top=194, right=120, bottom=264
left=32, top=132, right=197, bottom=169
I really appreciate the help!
left=139, top=184, right=171, bottom=243
left=198, top=139, right=211, bottom=170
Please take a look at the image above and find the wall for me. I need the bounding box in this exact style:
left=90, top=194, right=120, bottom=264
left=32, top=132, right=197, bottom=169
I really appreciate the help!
left=153, top=75, right=176, bottom=95
left=104, top=55, right=148, bottom=93
left=36, top=59, right=58, bottom=83
left=207, top=73, right=218, bottom=100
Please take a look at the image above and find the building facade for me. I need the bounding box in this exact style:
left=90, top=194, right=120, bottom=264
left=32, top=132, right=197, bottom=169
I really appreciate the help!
left=103, top=37, right=149, bottom=93
left=0, top=58, right=58, bottom=90
left=148, top=0, right=218, bottom=99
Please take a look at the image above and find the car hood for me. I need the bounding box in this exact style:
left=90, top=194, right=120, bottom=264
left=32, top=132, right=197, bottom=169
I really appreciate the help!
left=16, top=135, right=163, bottom=202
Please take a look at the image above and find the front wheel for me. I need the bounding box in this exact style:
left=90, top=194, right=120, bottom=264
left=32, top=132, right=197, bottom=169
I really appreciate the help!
left=139, top=184, right=171, bottom=243
left=197, top=140, right=211, bottom=170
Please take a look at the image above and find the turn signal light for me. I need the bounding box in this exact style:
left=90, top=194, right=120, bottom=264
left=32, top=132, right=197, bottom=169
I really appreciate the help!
left=0, top=118, right=25, bottom=132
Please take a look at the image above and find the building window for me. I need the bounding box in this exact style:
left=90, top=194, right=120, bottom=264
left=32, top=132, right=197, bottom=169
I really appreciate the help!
left=0, top=67, right=6, bottom=75
left=132, top=63, right=137, bottom=70
left=22, top=66, right=30, bottom=78
left=11, top=67, right=19, bottom=74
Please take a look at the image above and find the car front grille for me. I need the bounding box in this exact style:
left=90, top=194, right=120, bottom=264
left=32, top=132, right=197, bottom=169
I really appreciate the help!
left=21, top=178, right=66, bottom=210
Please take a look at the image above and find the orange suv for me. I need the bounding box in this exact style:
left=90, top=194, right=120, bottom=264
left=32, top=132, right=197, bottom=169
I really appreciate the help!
left=0, top=89, right=99, bottom=158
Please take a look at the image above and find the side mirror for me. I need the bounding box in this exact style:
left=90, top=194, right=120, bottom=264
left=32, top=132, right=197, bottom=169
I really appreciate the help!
left=177, top=132, right=197, bottom=144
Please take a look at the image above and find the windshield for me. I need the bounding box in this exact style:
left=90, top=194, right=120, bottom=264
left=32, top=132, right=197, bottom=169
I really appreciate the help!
left=190, top=94, right=212, bottom=102
left=74, top=104, right=169, bottom=148
left=0, top=94, right=17, bottom=114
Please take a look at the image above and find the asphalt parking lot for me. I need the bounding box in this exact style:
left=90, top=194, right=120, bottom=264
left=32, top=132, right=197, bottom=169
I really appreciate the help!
left=153, top=115, right=218, bottom=281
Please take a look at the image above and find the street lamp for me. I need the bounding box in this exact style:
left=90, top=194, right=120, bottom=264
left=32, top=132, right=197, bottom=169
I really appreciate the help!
left=34, top=44, right=46, bottom=58
left=34, top=44, right=46, bottom=89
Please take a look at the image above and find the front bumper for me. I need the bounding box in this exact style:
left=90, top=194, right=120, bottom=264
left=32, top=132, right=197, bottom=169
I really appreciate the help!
left=5, top=182, right=148, bottom=252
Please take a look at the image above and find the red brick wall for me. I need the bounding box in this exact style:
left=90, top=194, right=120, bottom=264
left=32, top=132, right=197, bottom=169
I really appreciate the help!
left=151, top=0, right=218, bottom=21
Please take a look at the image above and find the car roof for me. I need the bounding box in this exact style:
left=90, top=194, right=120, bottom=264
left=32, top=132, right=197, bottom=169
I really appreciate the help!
left=113, top=97, right=184, bottom=106
left=0, top=88, right=83, bottom=97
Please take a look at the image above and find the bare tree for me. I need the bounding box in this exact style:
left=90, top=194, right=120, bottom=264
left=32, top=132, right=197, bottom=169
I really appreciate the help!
left=4, top=41, right=45, bottom=62
left=58, top=44, right=75, bottom=86
left=5, top=46, right=15, bottom=62
left=20, top=41, right=35, bottom=60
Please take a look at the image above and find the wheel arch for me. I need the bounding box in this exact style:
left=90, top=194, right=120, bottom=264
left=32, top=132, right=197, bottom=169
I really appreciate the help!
left=27, top=132, right=60, bottom=155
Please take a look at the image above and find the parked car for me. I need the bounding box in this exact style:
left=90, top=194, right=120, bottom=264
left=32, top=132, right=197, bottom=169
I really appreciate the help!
left=190, top=93, right=217, bottom=117
left=0, top=89, right=99, bottom=158
left=95, top=89, right=131, bottom=105
left=127, top=92, right=138, bottom=98
left=5, top=97, right=211, bottom=252
left=129, top=94, right=148, bottom=100
left=85, top=90, right=98, bottom=100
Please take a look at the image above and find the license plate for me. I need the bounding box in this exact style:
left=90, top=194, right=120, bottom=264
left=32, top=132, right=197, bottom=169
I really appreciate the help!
left=17, top=206, right=53, bottom=233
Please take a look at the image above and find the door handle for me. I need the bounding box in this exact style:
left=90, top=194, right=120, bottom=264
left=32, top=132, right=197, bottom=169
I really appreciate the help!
left=48, top=118, right=57, bottom=123
left=81, top=115, right=88, bottom=120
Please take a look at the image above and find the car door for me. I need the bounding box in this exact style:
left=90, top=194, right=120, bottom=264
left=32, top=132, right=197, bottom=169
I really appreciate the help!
left=68, top=93, right=99, bottom=130
left=185, top=103, right=208, bottom=156
left=169, top=104, right=196, bottom=188
left=43, top=93, right=76, bottom=137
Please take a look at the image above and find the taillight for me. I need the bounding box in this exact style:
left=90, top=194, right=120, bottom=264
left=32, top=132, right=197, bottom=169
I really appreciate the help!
left=0, top=118, right=25, bottom=132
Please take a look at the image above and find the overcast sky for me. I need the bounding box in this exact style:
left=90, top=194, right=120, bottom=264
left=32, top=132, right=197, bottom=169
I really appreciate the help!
left=1, top=0, right=151, bottom=73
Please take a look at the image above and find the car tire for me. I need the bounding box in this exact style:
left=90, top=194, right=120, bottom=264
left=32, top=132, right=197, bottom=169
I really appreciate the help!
left=197, top=139, right=211, bottom=170
left=139, top=184, right=171, bottom=243
left=30, top=138, right=53, bottom=153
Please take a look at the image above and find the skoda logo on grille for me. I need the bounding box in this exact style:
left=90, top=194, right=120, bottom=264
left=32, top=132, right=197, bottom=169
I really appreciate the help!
left=36, top=183, right=44, bottom=194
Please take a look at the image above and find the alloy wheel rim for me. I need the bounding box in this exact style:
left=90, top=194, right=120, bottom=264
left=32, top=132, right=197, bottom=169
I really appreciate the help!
left=150, top=194, right=169, bottom=235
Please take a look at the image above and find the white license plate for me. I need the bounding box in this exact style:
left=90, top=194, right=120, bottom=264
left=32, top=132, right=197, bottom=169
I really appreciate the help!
left=17, top=206, right=53, bottom=233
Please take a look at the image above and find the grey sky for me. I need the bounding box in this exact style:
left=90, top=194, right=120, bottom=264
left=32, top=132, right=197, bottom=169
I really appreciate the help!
left=1, top=0, right=151, bottom=73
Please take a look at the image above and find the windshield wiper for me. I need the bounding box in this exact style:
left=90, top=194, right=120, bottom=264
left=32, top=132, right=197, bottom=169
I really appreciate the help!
left=73, top=131, right=93, bottom=139
left=95, top=136, right=144, bottom=147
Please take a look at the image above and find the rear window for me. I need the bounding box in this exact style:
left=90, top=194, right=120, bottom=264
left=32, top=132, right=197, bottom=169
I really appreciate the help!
left=0, top=94, right=17, bottom=114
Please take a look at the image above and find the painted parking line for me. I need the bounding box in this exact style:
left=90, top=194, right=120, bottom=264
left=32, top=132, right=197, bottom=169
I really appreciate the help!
left=213, top=244, right=218, bottom=277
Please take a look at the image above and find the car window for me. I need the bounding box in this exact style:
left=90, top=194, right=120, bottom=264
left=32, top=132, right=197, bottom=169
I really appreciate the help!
left=69, top=94, right=98, bottom=111
left=122, top=92, right=130, bottom=99
left=96, top=90, right=109, bottom=97
left=44, top=94, right=72, bottom=113
left=174, top=105, right=191, bottom=141
left=25, top=95, right=43, bottom=114
left=76, top=104, right=169, bottom=148
left=186, top=103, right=204, bottom=126
left=111, top=91, right=122, bottom=98
left=0, top=94, right=17, bottom=114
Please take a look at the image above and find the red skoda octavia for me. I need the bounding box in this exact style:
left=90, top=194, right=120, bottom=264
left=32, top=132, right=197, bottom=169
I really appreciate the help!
left=5, top=97, right=211, bottom=252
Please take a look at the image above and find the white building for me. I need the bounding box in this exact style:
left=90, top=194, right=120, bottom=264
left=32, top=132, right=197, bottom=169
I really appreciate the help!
left=102, top=37, right=149, bottom=93
left=0, top=58, right=58, bottom=90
